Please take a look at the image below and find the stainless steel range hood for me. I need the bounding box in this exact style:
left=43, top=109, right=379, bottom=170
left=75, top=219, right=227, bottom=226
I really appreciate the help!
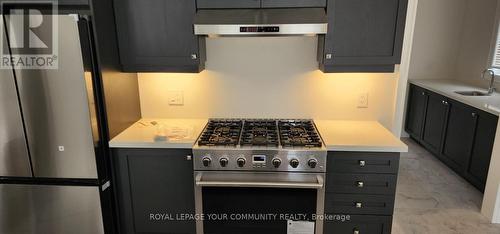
left=194, top=8, right=328, bottom=36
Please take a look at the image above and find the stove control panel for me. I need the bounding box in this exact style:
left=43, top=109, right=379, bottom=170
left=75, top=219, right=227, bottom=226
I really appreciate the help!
left=193, top=150, right=326, bottom=172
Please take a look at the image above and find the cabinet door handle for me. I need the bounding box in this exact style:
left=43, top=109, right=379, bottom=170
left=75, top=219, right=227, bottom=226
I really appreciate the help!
left=355, top=202, right=363, bottom=208
left=472, top=112, right=477, bottom=118
left=325, top=53, right=333, bottom=60
left=358, top=160, right=366, bottom=167
left=356, top=181, right=364, bottom=188
left=186, top=155, right=192, bottom=161
left=353, top=228, right=360, bottom=234
left=421, top=91, right=425, bottom=96
left=191, top=54, right=198, bottom=60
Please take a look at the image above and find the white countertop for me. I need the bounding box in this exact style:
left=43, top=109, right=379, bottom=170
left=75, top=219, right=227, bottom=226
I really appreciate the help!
left=410, top=79, right=500, bottom=116
left=315, top=120, right=408, bottom=152
left=109, top=118, right=207, bottom=148
left=110, top=118, right=407, bottom=152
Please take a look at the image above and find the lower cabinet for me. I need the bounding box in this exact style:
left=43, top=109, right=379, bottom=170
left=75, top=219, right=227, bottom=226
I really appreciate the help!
left=112, top=148, right=196, bottom=234
left=466, top=112, right=498, bottom=190
left=405, top=84, right=499, bottom=191
left=420, top=92, right=448, bottom=155
left=324, top=215, right=392, bottom=234
left=325, top=152, right=400, bottom=234
left=441, top=100, right=477, bottom=172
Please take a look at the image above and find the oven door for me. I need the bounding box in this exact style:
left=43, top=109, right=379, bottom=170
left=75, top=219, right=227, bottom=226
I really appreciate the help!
left=194, top=171, right=325, bottom=234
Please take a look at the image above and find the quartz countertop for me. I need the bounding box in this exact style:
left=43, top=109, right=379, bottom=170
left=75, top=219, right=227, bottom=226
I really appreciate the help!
left=110, top=118, right=407, bottom=152
left=109, top=118, right=207, bottom=148
left=409, top=79, right=500, bottom=116
left=314, top=120, right=408, bottom=152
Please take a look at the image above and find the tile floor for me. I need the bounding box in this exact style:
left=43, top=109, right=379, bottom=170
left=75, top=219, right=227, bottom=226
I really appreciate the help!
left=392, top=138, right=500, bottom=234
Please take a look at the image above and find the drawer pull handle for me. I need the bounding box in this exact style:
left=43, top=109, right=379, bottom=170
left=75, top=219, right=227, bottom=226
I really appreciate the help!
left=356, top=181, right=364, bottom=188
left=355, top=202, right=363, bottom=208
left=358, top=160, right=366, bottom=167
left=186, top=155, right=192, bottom=161
left=353, top=228, right=360, bottom=234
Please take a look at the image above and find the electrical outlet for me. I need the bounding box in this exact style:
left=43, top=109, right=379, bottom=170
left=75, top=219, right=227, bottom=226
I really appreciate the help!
left=168, top=91, right=184, bottom=106
left=357, top=92, right=368, bottom=108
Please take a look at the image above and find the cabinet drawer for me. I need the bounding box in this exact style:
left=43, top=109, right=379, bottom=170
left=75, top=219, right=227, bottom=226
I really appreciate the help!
left=324, top=215, right=392, bottom=234
left=328, top=152, right=400, bottom=174
left=325, top=194, right=395, bottom=215
left=261, top=0, right=326, bottom=8
left=197, top=0, right=260, bottom=8
left=326, top=174, right=397, bottom=195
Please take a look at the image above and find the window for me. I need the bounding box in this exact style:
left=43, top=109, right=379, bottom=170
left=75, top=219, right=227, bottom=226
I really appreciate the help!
left=490, top=5, right=500, bottom=75
left=492, top=26, right=500, bottom=69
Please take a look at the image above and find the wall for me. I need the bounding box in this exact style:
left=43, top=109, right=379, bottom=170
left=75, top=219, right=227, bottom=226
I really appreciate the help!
left=407, top=0, right=498, bottom=82
left=407, top=0, right=467, bottom=80
left=138, top=37, right=399, bottom=129
left=455, top=0, right=499, bottom=84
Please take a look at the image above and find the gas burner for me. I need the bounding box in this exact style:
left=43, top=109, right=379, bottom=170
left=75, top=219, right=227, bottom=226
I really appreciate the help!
left=197, top=120, right=242, bottom=146
left=240, top=120, right=279, bottom=147
left=279, top=120, right=322, bottom=148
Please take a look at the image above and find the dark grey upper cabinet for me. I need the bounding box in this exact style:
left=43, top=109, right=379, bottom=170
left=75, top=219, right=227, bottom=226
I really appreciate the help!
left=114, top=0, right=205, bottom=72
left=113, top=148, right=195, bottom=234
left=405, top=85, right=428, bottom=140
left=197, top=0, right=260, bottom=8
left=421, top=92, right=448, bottom=155
left=261, top=0, right=326, bottom=8
left=319, top=0, right=408, bottom=72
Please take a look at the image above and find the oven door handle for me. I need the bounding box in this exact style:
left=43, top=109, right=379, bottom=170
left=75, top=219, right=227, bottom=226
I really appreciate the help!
left=195, top=173, right=324, bottom=189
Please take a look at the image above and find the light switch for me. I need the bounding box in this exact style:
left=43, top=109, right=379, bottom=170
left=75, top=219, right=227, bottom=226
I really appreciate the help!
left=357, top=92, right=368, bottom=108
left=168, top=91, right=184, bottom=106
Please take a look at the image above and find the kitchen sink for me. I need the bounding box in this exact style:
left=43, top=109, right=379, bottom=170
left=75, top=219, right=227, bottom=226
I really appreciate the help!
left=454, top=91, right=490, bottom=96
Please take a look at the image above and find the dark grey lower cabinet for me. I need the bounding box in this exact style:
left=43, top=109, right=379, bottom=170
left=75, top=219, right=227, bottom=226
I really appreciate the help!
left=466, top=112, right=498, bottom=190
left=325, top=152, right=400, bottom=234
left=421, top=92, right=448, bottom=155
left=441, top=100, right=477, bottom=172
left=405, top=84, right=498, bottom=192
left=324, top=215, right=392, bottom=234
left=405, top=85, right=428, bottom=140
left=113, top=148, right=195, bottom=234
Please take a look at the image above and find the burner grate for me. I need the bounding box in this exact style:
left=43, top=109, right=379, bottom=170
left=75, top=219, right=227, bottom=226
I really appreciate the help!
left=278, top=120, right=322, bottom=148
left=197, top=120, right=242, bottom=146
left=240, top=120, right=279, bottom=147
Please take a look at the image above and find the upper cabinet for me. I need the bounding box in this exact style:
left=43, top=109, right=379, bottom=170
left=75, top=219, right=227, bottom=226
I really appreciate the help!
left=114, top=0, right=205, bottom=72
left=319, top=0, right=408, bottom=73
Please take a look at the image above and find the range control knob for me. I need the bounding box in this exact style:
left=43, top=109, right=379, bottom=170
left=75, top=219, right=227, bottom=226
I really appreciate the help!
left=237, top=158, right=246, bottom=167
left=290, top=159, right=299, bottom=168
left=272, top=158, right=282, bottom=168
left=202, top=157, right=211, bottom=167
left=219, top=157, right=229, bottom=167
left=308, top=159, right=318, bottom=168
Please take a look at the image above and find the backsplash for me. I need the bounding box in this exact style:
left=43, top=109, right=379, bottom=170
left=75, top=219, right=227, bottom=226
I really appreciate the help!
left=138, top=37, right=400, bottom=128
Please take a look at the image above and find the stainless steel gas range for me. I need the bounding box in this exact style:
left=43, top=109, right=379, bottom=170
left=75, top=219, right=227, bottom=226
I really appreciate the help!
left=193, top=119, right=327, bottom=234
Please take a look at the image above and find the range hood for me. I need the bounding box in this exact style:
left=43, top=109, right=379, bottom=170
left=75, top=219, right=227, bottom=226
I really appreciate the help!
left=194, top=8, right=328, bottom=36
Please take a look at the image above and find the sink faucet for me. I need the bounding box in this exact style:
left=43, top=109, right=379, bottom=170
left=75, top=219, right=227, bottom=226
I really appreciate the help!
left=483, top=69, right=496, bottom=95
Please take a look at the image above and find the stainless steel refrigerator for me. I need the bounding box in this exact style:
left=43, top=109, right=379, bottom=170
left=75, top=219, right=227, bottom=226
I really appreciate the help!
left=0, top=13, right=107, bottom=234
